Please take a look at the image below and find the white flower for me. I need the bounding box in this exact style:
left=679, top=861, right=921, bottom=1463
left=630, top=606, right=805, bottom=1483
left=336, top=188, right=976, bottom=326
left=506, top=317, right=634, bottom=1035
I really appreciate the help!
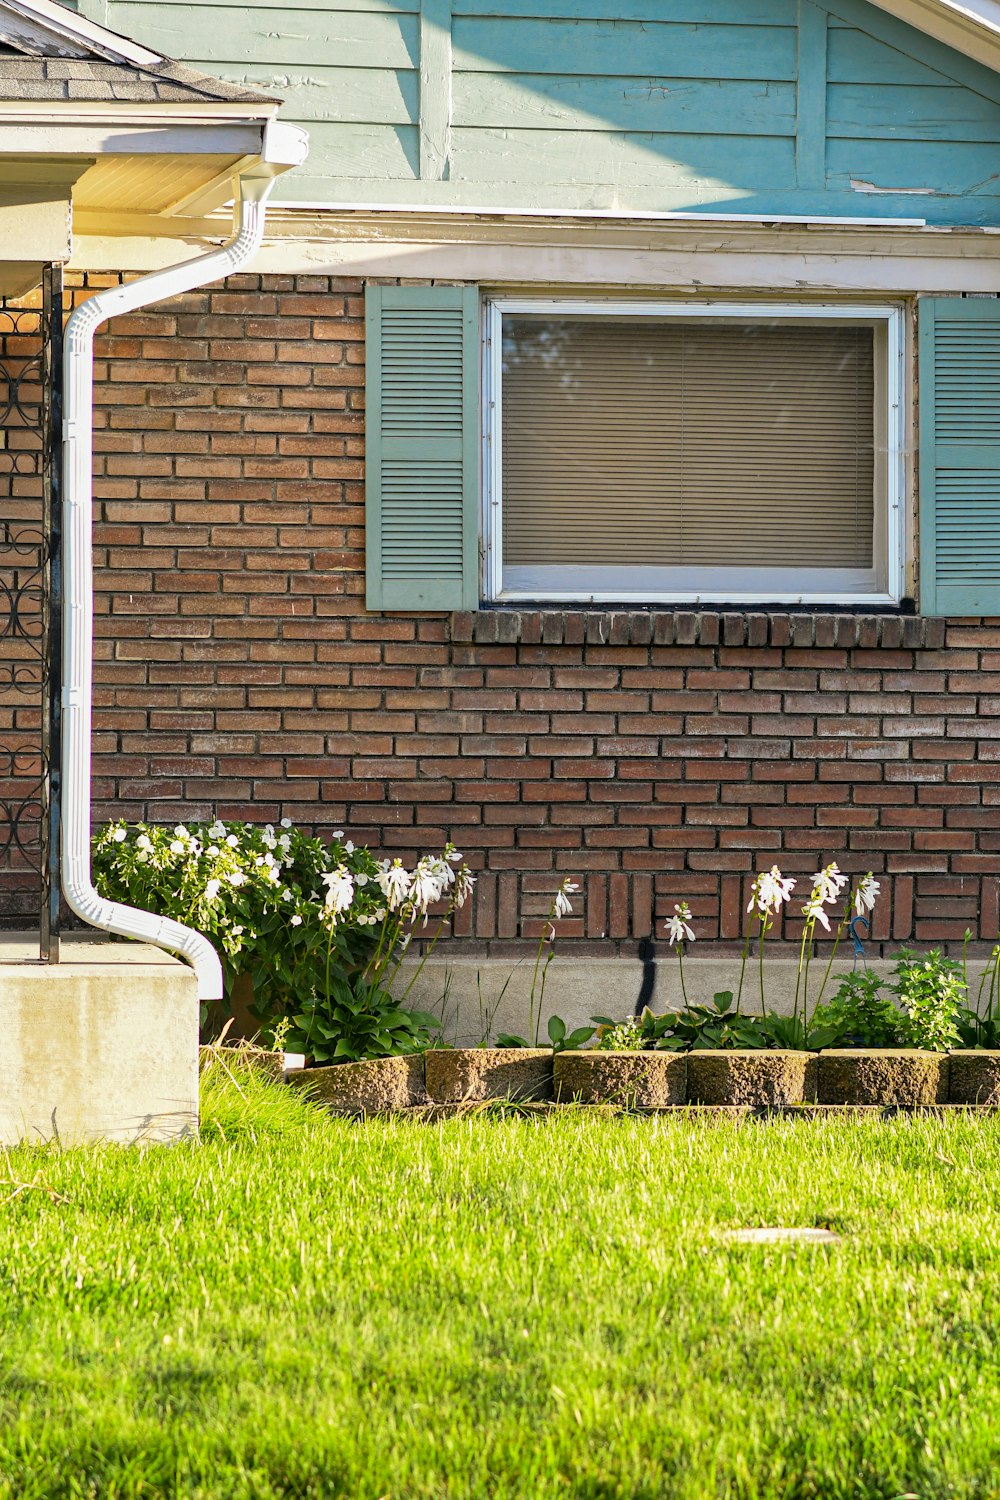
left=228, top=870, right=246, bottom=887
left=208, top=820, right=226, bottom=840
left=453, top=866, right=476, bottom=907
left=169, top=840, right=185, bottom=855
left=173, top=825, right=188, bottom=839
left=136, top=833, right=152, bottom=851
left=802, top=894, right=832, bottom=932
left=226, top=834, right=239, bottom=848
left=231, top=925, right=244, bottom=938
left=811, top=862, right=848, bottom=907
left=553, top=878, right=580, bottom=920
left=321, top=866, right=355, bottom=918
left=204, top=879, right=221, bottom=902
left=376, top=860, right=411, bottom=912
left=280, top=818, right=292, bottom=829
left=137, top=850, right=149, bottom=864
left=207, top=845, right=220, bottom=858
left=854, top=873, right=880, bottom=917
left=409, top=859, right=445, bottom=918
left=748, top=866, right=796, bottom=917
left=356, top=873, right=368, bottom=887
left=665, top=902, right=695, bottom=948
left=290, top=914, right=302, bottom=927
left=113, top=827, right=128, bottom=843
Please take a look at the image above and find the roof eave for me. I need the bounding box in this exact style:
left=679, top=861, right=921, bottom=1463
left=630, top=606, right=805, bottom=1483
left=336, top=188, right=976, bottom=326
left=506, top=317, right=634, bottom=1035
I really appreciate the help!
left=865, top=0, right=1000, bottom=74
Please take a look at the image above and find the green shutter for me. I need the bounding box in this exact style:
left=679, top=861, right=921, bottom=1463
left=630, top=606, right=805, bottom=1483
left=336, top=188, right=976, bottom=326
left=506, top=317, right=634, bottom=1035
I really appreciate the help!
left=365, top=284, right=480, bottom=611
left=920, top=297, right=1000, bottom=617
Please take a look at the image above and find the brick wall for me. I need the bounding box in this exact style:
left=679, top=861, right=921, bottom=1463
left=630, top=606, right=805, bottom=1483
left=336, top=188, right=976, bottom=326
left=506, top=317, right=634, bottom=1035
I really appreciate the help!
left=28, top=271, right=1000, bottom=950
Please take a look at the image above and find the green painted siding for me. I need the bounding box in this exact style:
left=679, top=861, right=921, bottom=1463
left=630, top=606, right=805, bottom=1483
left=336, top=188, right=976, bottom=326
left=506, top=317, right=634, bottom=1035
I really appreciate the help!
left=80, top=0, right=1000, bottom=221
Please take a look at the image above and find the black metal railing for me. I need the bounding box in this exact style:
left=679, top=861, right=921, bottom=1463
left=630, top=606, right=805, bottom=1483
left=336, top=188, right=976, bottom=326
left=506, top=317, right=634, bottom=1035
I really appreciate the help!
left=0, top=267, right=63, bottom=958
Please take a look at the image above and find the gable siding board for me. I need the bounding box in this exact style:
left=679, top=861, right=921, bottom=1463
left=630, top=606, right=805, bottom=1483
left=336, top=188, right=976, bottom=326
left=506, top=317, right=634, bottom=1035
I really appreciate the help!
left=80, top=0, right=1000, bottom=222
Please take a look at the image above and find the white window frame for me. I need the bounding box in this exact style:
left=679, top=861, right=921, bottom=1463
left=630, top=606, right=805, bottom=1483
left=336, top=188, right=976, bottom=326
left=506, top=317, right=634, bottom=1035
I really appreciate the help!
left=482, top=297, right=905, bottom=607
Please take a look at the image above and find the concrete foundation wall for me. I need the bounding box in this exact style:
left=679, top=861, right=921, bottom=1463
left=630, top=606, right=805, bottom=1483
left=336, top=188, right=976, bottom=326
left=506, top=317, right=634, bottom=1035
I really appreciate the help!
left=0, top=936, right=199, bottom=1146
left=402, top=955, right=995, bottom=1048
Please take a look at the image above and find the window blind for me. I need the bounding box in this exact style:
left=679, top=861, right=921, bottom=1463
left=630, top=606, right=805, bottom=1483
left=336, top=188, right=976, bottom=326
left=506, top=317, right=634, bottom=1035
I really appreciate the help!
left=501, top=319, right=875, bottom=571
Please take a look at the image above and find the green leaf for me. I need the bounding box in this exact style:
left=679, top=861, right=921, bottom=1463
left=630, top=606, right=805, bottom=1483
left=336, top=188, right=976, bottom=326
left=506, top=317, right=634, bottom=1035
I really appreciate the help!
left=547, top=1016, right=567, bottom=1044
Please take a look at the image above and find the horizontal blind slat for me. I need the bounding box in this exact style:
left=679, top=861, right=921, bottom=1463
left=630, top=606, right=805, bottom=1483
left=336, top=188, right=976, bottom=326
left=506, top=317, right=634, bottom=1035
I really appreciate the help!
left=501, top=319, right=875, bottom=570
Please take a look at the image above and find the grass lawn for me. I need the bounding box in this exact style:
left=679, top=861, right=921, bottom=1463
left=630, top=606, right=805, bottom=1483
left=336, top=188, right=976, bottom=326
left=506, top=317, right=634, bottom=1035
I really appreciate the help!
left=3, top=1062, right=1000, bottom=1499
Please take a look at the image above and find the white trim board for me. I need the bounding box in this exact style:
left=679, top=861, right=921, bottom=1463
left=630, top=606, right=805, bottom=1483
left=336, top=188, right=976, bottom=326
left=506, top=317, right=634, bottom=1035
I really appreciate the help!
left=0, top=0, right=161, bottom=66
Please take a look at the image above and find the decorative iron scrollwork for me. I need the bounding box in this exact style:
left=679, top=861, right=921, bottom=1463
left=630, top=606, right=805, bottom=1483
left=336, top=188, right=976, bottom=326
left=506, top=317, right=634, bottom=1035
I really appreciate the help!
left=0, top=269, right=63, bottom=956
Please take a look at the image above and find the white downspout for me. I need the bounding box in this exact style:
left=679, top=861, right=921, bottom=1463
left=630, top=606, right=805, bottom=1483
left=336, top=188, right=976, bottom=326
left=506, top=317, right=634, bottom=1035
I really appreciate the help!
left=60, top=145, right=302, bottom=1003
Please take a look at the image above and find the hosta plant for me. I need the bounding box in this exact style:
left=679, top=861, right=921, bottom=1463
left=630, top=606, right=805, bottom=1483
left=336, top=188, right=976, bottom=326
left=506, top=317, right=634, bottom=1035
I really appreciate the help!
left=655, top=992, right=770, bottom=1052
left=93, top=819, right=474, bottom=1058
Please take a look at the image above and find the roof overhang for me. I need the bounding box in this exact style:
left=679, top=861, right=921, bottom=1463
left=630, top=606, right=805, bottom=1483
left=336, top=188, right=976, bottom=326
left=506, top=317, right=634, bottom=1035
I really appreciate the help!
left=0, top=0, right=306, bottom=288
left=861, top=0, right=1000, bottom=74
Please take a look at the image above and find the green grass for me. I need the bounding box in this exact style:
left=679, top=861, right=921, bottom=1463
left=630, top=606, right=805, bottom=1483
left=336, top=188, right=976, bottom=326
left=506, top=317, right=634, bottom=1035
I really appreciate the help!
left=3, top=1061, right=1000, bottom=1499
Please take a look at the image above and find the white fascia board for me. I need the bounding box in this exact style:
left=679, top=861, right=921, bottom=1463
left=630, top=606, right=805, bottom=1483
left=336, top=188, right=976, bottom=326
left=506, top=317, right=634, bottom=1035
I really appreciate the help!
left=866, top=0, right=1000, bottom=72
left=0, top=0, right=163, bottom=66
left=0, top=119, right=268, bottom=156
left=0, top=100, right=278, bottom=123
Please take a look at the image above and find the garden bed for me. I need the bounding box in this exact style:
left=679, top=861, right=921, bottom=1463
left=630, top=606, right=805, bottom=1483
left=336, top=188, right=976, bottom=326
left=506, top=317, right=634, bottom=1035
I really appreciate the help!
left=286, top=1047, right=1000, bottom=1115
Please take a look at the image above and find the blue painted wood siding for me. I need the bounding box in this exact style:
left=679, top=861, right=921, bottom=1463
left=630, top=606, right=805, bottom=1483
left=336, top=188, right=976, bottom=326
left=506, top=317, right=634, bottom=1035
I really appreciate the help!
left=79, top=0, right=1000, bottom=222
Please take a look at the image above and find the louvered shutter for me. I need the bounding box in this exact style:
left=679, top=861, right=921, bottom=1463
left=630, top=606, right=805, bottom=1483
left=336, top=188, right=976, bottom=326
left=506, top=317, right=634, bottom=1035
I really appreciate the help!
left=919, top=297, right=1000, bottom=617
left=365, top=284, right=480, bottom=611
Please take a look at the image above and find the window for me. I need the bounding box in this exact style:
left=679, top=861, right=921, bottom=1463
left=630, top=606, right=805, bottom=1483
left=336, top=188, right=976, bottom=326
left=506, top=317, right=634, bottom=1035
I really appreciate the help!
left=483, top=300, right=904, bottom=605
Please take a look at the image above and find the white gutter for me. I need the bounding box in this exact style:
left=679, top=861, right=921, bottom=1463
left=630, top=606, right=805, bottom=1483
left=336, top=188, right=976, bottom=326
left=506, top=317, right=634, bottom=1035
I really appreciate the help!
left=61, top=123, right=308, bottom=1003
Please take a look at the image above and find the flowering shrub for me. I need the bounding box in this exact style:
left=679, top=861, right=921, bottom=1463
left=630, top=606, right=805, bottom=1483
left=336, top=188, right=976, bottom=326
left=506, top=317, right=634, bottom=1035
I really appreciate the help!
left=93, top=819, right=474, bottom=1057
left=590, top=865, right=970, bottom=1054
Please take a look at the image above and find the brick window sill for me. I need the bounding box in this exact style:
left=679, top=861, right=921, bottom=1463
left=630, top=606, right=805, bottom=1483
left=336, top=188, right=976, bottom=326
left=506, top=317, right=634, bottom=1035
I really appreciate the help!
left=451, top=609, right=945, bottom=650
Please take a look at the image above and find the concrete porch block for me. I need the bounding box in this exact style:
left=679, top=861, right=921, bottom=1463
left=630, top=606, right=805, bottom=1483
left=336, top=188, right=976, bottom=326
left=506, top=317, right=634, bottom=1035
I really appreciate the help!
left=1, top=934, right=199, bottom=1145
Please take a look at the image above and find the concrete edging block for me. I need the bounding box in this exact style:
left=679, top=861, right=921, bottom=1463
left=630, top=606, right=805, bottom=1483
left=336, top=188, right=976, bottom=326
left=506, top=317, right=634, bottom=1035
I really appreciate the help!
left=554, top=1050, right=687, bottom=1106
left=818, top=1050, right=948, bottom=1106
left=687, top=1050, right=817, bottom=1106
left=423, top=1048, right=553, bottom=1103
left=947, top=1051, right=1000, bottom=1105
left=288, top=1055, right=427, bottom=1114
